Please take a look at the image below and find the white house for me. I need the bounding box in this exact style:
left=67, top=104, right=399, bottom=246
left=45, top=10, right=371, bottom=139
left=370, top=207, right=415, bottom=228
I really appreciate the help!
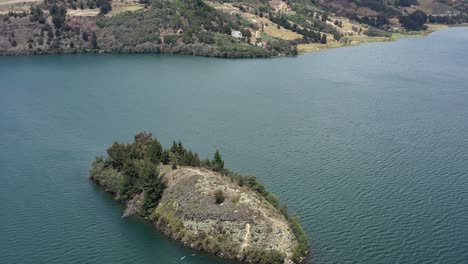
left=231, top=30, right=243, bottom=39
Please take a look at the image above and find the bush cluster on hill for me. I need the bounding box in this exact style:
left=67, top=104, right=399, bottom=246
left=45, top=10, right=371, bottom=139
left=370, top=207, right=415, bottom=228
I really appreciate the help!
left=399, top=10, right=428, bottom=30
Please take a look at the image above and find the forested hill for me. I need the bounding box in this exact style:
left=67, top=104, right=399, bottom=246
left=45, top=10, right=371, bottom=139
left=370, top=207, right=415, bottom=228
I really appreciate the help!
left=1, top=0, right=467, bottom=57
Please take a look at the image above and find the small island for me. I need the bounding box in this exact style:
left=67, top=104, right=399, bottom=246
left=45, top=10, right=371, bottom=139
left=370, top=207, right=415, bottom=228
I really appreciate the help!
left=90, top=132, right=308, bottom=263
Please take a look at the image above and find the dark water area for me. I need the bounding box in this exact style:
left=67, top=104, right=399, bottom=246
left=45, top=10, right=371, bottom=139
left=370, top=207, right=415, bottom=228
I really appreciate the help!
left=1, top=27, right=468, bottom=264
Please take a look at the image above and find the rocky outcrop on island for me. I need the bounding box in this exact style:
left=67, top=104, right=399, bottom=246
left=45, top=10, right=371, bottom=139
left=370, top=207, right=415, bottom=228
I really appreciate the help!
left=89, top=132, right=308, bottom=264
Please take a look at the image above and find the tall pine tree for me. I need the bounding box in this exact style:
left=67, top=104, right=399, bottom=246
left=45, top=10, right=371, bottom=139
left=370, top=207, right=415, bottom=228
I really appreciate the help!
left=212, top=149, right=224, bottom=172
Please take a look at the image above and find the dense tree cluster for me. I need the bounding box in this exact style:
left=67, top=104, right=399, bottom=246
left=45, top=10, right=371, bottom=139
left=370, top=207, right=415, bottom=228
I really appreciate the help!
left=351, top=14, right=389, bottom=29
left=90, top=132, right=229, bottom=215
left=396, top=0, right=419, bottom=7
left=428, top=14, right=468, bottom=24
left=91, top=133, right=166, bottom=215
left=399, top=10, right=428, bottom=30
left=49, top=4, right=67, bottom=29
left=30, top=6, right=46, bottom=24
left=96, top=0, right=112, bottom=14
left=365, top=27, right=392, bottom=37
left=91, top=131, right=287, bottom=211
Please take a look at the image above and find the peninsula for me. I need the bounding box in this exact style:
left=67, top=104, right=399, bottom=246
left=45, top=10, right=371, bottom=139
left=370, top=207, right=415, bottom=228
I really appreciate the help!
left=1, top=0, right=467, bottom=57
left=89, top=132, right=308, bottom=263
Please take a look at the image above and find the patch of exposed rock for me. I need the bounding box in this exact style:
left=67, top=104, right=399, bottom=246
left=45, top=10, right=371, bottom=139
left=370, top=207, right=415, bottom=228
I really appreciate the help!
left=122, top=192, right=143, bottom=218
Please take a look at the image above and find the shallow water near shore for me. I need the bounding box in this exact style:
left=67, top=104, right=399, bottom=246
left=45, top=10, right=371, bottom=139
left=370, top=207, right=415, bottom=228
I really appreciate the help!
left=1, top=27, right=468, bottom=264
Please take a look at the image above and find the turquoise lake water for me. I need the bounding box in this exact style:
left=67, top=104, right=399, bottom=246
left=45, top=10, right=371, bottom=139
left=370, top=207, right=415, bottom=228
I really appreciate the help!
left=1, top=27, right=468, bottom=264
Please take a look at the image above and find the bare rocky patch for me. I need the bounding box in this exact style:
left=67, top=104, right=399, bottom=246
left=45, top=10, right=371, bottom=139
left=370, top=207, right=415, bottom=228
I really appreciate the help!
left=153, top=166, right=298, bottom=263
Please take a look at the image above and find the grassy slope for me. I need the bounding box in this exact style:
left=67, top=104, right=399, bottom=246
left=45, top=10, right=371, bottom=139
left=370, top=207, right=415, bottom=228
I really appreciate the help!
left=209, top=0, right=466, bottom=54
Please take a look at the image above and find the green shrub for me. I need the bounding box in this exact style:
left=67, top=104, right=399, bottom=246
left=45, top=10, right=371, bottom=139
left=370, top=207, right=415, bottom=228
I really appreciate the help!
left=289, top=216, right=308, bottom=263
left=214, top=189, right=225, bottom=204
left=231, top=195, right=240, bottom=204
left=365, top=27, right=392, bottom=37
left=89, top=157, right=125, bottom=195
left=244, top=248, right=285, bottom=264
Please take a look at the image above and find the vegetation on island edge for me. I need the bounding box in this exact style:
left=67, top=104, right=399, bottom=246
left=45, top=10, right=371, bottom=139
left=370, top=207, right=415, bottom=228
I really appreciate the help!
left=90, top=132, right=308, bottom=263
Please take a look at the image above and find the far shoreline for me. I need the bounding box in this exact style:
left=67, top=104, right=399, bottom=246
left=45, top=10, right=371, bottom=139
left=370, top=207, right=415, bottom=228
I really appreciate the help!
left=1, top=25, right=465, bottom=59
left=297, top=24, right=467, bottom=55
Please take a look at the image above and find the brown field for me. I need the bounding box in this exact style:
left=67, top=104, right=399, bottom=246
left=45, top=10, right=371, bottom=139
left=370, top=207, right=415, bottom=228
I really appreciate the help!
left=269, top=0, right=290, bottom=13
left=207, top=1, right=301, bottom=41
left=67, top=8, right=100, bottom=17
left=0, top=0, right=143, bottom=16
left=0, top=0, right=42, bottom=14
left=249, top=14, right=302, bottom=40
left=297, top=40, right=341, bottom=53
left=405, top=0, right=455, bottom=15
left=107, top=2, right=144, bottom=16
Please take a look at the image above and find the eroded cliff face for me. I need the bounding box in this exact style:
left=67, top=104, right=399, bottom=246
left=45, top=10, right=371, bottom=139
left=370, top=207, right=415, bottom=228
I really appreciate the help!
left=118, top=166, right=298, bottom=264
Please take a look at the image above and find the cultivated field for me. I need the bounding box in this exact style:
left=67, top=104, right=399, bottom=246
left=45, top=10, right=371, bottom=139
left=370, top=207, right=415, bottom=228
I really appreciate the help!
left=0, top=0, right=42, bottom=14
left=207, top=1, right=302, bottom=41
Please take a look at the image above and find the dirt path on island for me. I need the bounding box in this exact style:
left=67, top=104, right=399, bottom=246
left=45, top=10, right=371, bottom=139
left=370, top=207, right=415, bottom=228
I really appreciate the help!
left=259, top=206, right=294, bottom=258
left=240, top=223, right=251, bottom=253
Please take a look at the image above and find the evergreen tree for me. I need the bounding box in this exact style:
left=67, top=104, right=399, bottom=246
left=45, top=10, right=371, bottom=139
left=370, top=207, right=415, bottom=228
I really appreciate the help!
left=212, top=149, right=224, bottom=171
left=141, top=161, right=164, bottom=215
left=161, top=150, right=170, bottom=165
left=177, top=141, right=185, bottom=155
left=91, top=32, right=98, bottom=49
left=193, top=153, right=201, bottom=167
left=30, top=6, right=45, bottom=23
left=121, top=160, right=139, bottom=198
left=170, top=140, right=178, bottom=154
left=97, top=0, right=112, bottom=14
left=106, top=142, right=127, bottom=170
left=320, top=34, right=327, bottom=44
left=49, top=4, right=67, bottom=29
left=146, top=138, right=163, bottom=164
left=182, top=150, right=194, bottom=166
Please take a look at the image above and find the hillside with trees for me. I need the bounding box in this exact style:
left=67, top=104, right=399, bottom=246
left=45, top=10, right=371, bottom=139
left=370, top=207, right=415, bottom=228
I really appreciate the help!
left=0, top=0, right=467, bottom=57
